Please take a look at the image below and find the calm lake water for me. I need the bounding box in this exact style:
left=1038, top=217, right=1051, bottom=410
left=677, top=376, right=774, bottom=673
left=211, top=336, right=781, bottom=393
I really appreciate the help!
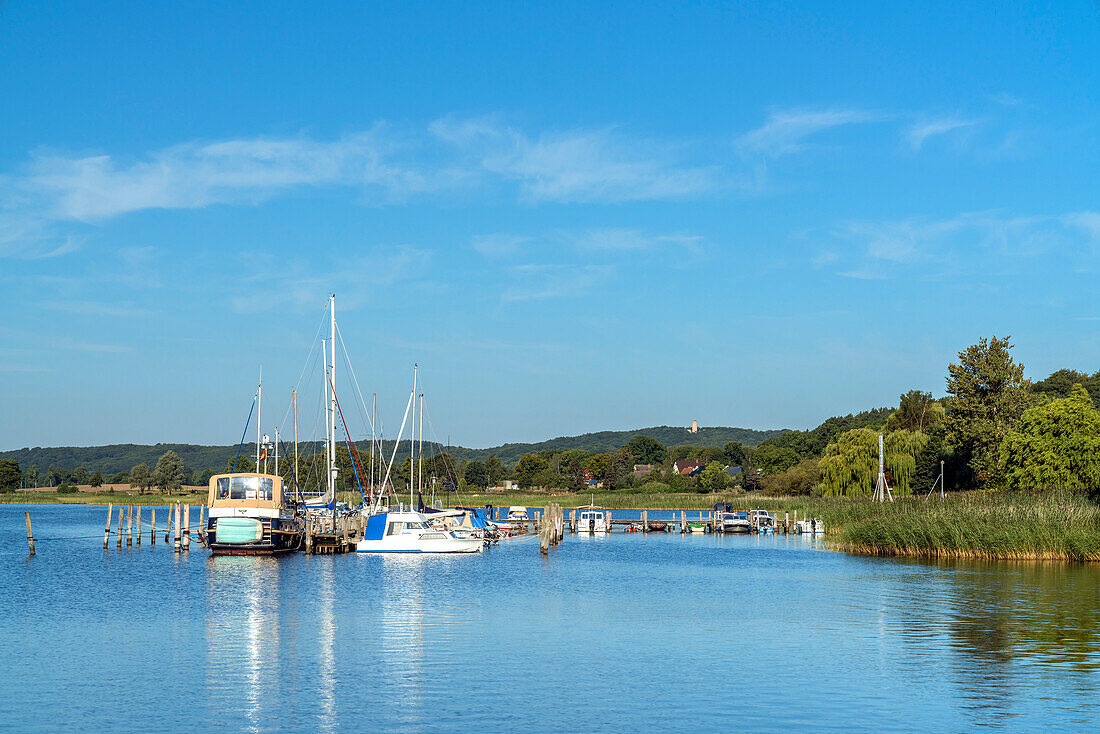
left=3, top=503, right=1100, bottom=732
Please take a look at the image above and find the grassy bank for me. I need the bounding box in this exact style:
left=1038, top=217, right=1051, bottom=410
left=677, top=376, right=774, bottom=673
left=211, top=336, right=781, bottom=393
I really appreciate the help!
left=459, top=489, right=1100, bottom=561
left=0, top=490, right=208, bottom=505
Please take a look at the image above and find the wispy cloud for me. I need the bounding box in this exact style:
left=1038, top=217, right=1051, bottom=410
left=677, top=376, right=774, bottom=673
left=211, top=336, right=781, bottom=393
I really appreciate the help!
left=906, top=116, right=983, bottom=151
left=501, top=264, right=612, bottom=301
left=821, top=211, right=1100, bottom=279
left=39, top=300, right=151, bottom=317
left=432, top=116, right=722, bottom=202
left=737, top=108, right=884, bottom=157
left=473, top=227, right=707, bottom=262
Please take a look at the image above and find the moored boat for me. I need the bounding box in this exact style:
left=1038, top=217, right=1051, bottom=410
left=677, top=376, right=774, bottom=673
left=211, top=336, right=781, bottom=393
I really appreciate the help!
left=356, top=510, right=483, bottom=553
left=688, top=522, right=707, bottom=533
left=646, top=520, right=668, bottom=532
left=577, top=506, right=607, bottom=533
left=207, top=473, right=303, bottom=555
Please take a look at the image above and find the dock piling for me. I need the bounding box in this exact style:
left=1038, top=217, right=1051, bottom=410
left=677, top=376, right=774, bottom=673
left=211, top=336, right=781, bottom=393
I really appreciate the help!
left=126, top=505, right=133, bottom=547
left=116, top=504, right=123, bottom=548
left=182, top=504, right=190, bottom=551
left=165, top=504, right=173, bottom=544
left=103, top=504, right=113, bottom=549
left=135, top=505, right=141, bottom=546
left=151, top=507, right=156, bottom=545
left=25, top=512, right=34, bottom=556
left=173, top=502, right=181, bottom=553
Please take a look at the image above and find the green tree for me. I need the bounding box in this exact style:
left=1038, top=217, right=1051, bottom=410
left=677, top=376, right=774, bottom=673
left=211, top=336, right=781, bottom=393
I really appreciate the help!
left=762, top=458, right=821, bottom=496
left=1032, top=368, right=1100, bottom=409
left=514, top=453, right=548, bottom=488
left=698, top=461, right=728, bottom=493
left=153, top=451, right=186, bottom=492
left=887, top=390, right=944, bottom=432
left=464, top=460, right=488, bottom=487
left=723, top=441, right=746, bottom=467
left=1001, top=385, right=1100, bottom=489
left=46, top=465, right=63, bottom=486
left=584, top=453, right=612, bottom=484
left=27, top=464, right=39, bottom=489
left=90, top=470, right=104, bottom=489
left=567, top=458, right=587, bottom=492
left=0, top=459, right=21, bottom=491
left=624, top=435, right=667, bottom=465
left=71, top=465, right=89, bottom=485
left=754, top=444, right=800, bottom=475
left=944, top=336, right=1033, bottom=488
left=605, top=448, right=634, bottom=490
left=485, top=455, right=505, bottom=485
left=820, top=428, right=928, bottom=496
left=226, top=455, right=255, bottom=473
left=130, top=463, right=151, bottom=494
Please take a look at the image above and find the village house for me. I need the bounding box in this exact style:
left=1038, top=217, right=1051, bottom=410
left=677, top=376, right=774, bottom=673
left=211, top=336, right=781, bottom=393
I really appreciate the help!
left=672, top=459, right=704, bottom=476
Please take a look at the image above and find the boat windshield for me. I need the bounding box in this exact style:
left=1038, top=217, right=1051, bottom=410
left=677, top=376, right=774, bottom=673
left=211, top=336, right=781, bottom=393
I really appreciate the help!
left=216, top=476, right=274, bottom=501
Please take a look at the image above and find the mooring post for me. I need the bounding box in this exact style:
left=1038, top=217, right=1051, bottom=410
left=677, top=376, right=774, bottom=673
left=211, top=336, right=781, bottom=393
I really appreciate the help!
left=165, top=504, right=173, bottom=544
left=182, top=504, right=190, bottom=551
left=126, top=505, right=133, bottom=547
left=103, top=503, right=113, bottom=549
left=151, top=507, right=156, bottom=545
left=784, top=511, right=790, bottom=534
left=642, top=509, right=648, bottom=533
left=540, top=517, right=549, bottom=555
left=135, top=505, right=141, bottom=546
left=173, top=502, right=181, bottom=553
left=117, top=504, right=123, bottom=548
left=305, top=509, right=313, bottom=554
left=793, top=509, right=798, bottom=532
left=25, top=512, right=34, bottom=556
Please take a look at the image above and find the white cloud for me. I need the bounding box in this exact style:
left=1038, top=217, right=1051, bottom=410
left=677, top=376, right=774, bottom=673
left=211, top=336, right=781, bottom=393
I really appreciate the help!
left=501, top=264, right=611, bottom=301
left=737, top=108, right=883, bottom=156
left=906, top=116, right=983, bottom=151
left=432, top=117, right=722, bottom=202
left=824, top=211, right=1100, bottom=279
left=471, top=233, right=528, bottom=257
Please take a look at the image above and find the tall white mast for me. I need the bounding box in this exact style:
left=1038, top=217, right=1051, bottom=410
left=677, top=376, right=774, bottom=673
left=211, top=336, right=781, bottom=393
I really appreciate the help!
left=410, top=363, right=417, bottom=508
left=330, top=294, right=337, bottom=502
left=256, top=369, right=262, bottom=470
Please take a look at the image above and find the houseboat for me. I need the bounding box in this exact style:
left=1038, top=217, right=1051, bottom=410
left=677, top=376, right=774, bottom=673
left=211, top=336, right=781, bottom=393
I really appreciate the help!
left=206, top=473, right=303, bottom=555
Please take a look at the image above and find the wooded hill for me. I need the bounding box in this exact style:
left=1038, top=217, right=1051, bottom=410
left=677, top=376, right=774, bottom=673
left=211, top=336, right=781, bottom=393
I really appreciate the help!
left=0, top=425, right=785, bottom=475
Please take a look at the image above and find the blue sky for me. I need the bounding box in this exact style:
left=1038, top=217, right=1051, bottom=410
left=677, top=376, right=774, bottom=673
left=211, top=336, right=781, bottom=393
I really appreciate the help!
left=1, top=1, right=1098, bottom=451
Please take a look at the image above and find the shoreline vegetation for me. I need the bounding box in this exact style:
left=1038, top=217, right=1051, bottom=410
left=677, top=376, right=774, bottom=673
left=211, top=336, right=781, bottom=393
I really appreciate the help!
left=8, top=487, right=1100, bottom=562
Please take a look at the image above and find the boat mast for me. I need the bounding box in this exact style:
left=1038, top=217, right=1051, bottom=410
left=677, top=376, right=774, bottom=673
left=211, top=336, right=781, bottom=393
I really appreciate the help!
left=409, top=364, right=417, bottom=509
left=371, top=392, right=376, bottom=502
left=418, top=392, right=424, bottom=499
left=274, top=426, right=280, bottom=476
left=294, top=389, right=300, bottom=503
left=256, top=369, right=262, bottom=470
left=329, top=294, right=337, bottom=505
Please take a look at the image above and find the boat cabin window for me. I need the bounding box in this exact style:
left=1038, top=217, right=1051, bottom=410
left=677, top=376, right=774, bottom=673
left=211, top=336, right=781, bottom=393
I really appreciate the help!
left=387, top=522, right=404, bottom=535
left=217, top=476, right=274, bottom=501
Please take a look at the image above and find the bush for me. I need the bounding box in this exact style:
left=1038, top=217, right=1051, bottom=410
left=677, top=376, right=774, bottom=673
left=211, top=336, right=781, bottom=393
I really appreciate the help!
left=762, top=458, right=822, bottom=496
left=638, top=481, right=672, bottom=493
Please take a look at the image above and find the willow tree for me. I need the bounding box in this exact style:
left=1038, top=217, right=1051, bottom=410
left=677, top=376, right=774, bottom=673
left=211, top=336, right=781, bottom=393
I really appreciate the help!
left=1001, top=384, right=1100, bottom=489
left=820, top=428, right=929, bottom=496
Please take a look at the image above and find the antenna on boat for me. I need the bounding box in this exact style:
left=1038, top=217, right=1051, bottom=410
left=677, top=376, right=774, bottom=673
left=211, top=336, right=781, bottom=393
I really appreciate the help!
left=256, top=367, right=262, bottom=470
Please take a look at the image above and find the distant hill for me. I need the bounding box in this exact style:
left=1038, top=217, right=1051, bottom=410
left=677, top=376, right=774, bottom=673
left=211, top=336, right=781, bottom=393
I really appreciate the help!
left=0, top=425, right=785, bottom=474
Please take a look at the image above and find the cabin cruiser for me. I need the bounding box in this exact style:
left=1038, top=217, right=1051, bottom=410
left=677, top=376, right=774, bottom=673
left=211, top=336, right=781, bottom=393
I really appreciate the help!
left=355, top=510, right=483, bottom=553
left=507, top=506, right=530, bottom=521
left=577, top=506, right=607, bottom=533
left=795, top=519, right=825, bottom=534
left=750, top=509, right=775, bottom=533
left=714, top=503, right=751, bottom=533
left=206, top=473, right=303, bottom=555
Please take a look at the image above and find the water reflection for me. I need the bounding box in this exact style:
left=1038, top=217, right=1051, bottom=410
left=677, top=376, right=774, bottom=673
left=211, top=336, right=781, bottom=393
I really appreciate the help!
left=204, top=558, right=281, bottom=733
left=316, top=559, right=336, bottom=732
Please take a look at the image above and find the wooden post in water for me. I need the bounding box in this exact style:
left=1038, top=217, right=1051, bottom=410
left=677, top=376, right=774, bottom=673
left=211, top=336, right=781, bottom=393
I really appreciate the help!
left=25, top=512, right=34, bottom=556
left=165, top=504, right=173, bottom=544
left=793, top=509, right=797, bottom=533
left=606, top=510, right=611, bottom=533
left=642, top=509, right=648, bottom=533
left=103, top=504, right=113, bottom=549
left=305, top=509, right=313, bottom=554
left=569, top=510, right=576, bottom=533
left=681, top=510, right=687, bottom=534
left=117, top=504, right=124, bottom=548
left=135, top=505, right=141, bottom=546
left=151, top=507, right=156, bottom=545
left=784, top=511, right=789, bottom=534
left=173, top=503, right=181, bottom=553
left=182, top=505, right=190, bottom=551
left=126, top=505, right=133, bottom=547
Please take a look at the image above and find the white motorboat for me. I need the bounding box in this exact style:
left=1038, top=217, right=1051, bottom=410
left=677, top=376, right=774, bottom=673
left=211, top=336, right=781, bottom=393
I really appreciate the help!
left=795, top=519, right=825, bottom=534
left=577, top=506, right=607, bottom=533
left=507, top=506, right=530, bottom=521
left=356, top=510, right=483, bottom=553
